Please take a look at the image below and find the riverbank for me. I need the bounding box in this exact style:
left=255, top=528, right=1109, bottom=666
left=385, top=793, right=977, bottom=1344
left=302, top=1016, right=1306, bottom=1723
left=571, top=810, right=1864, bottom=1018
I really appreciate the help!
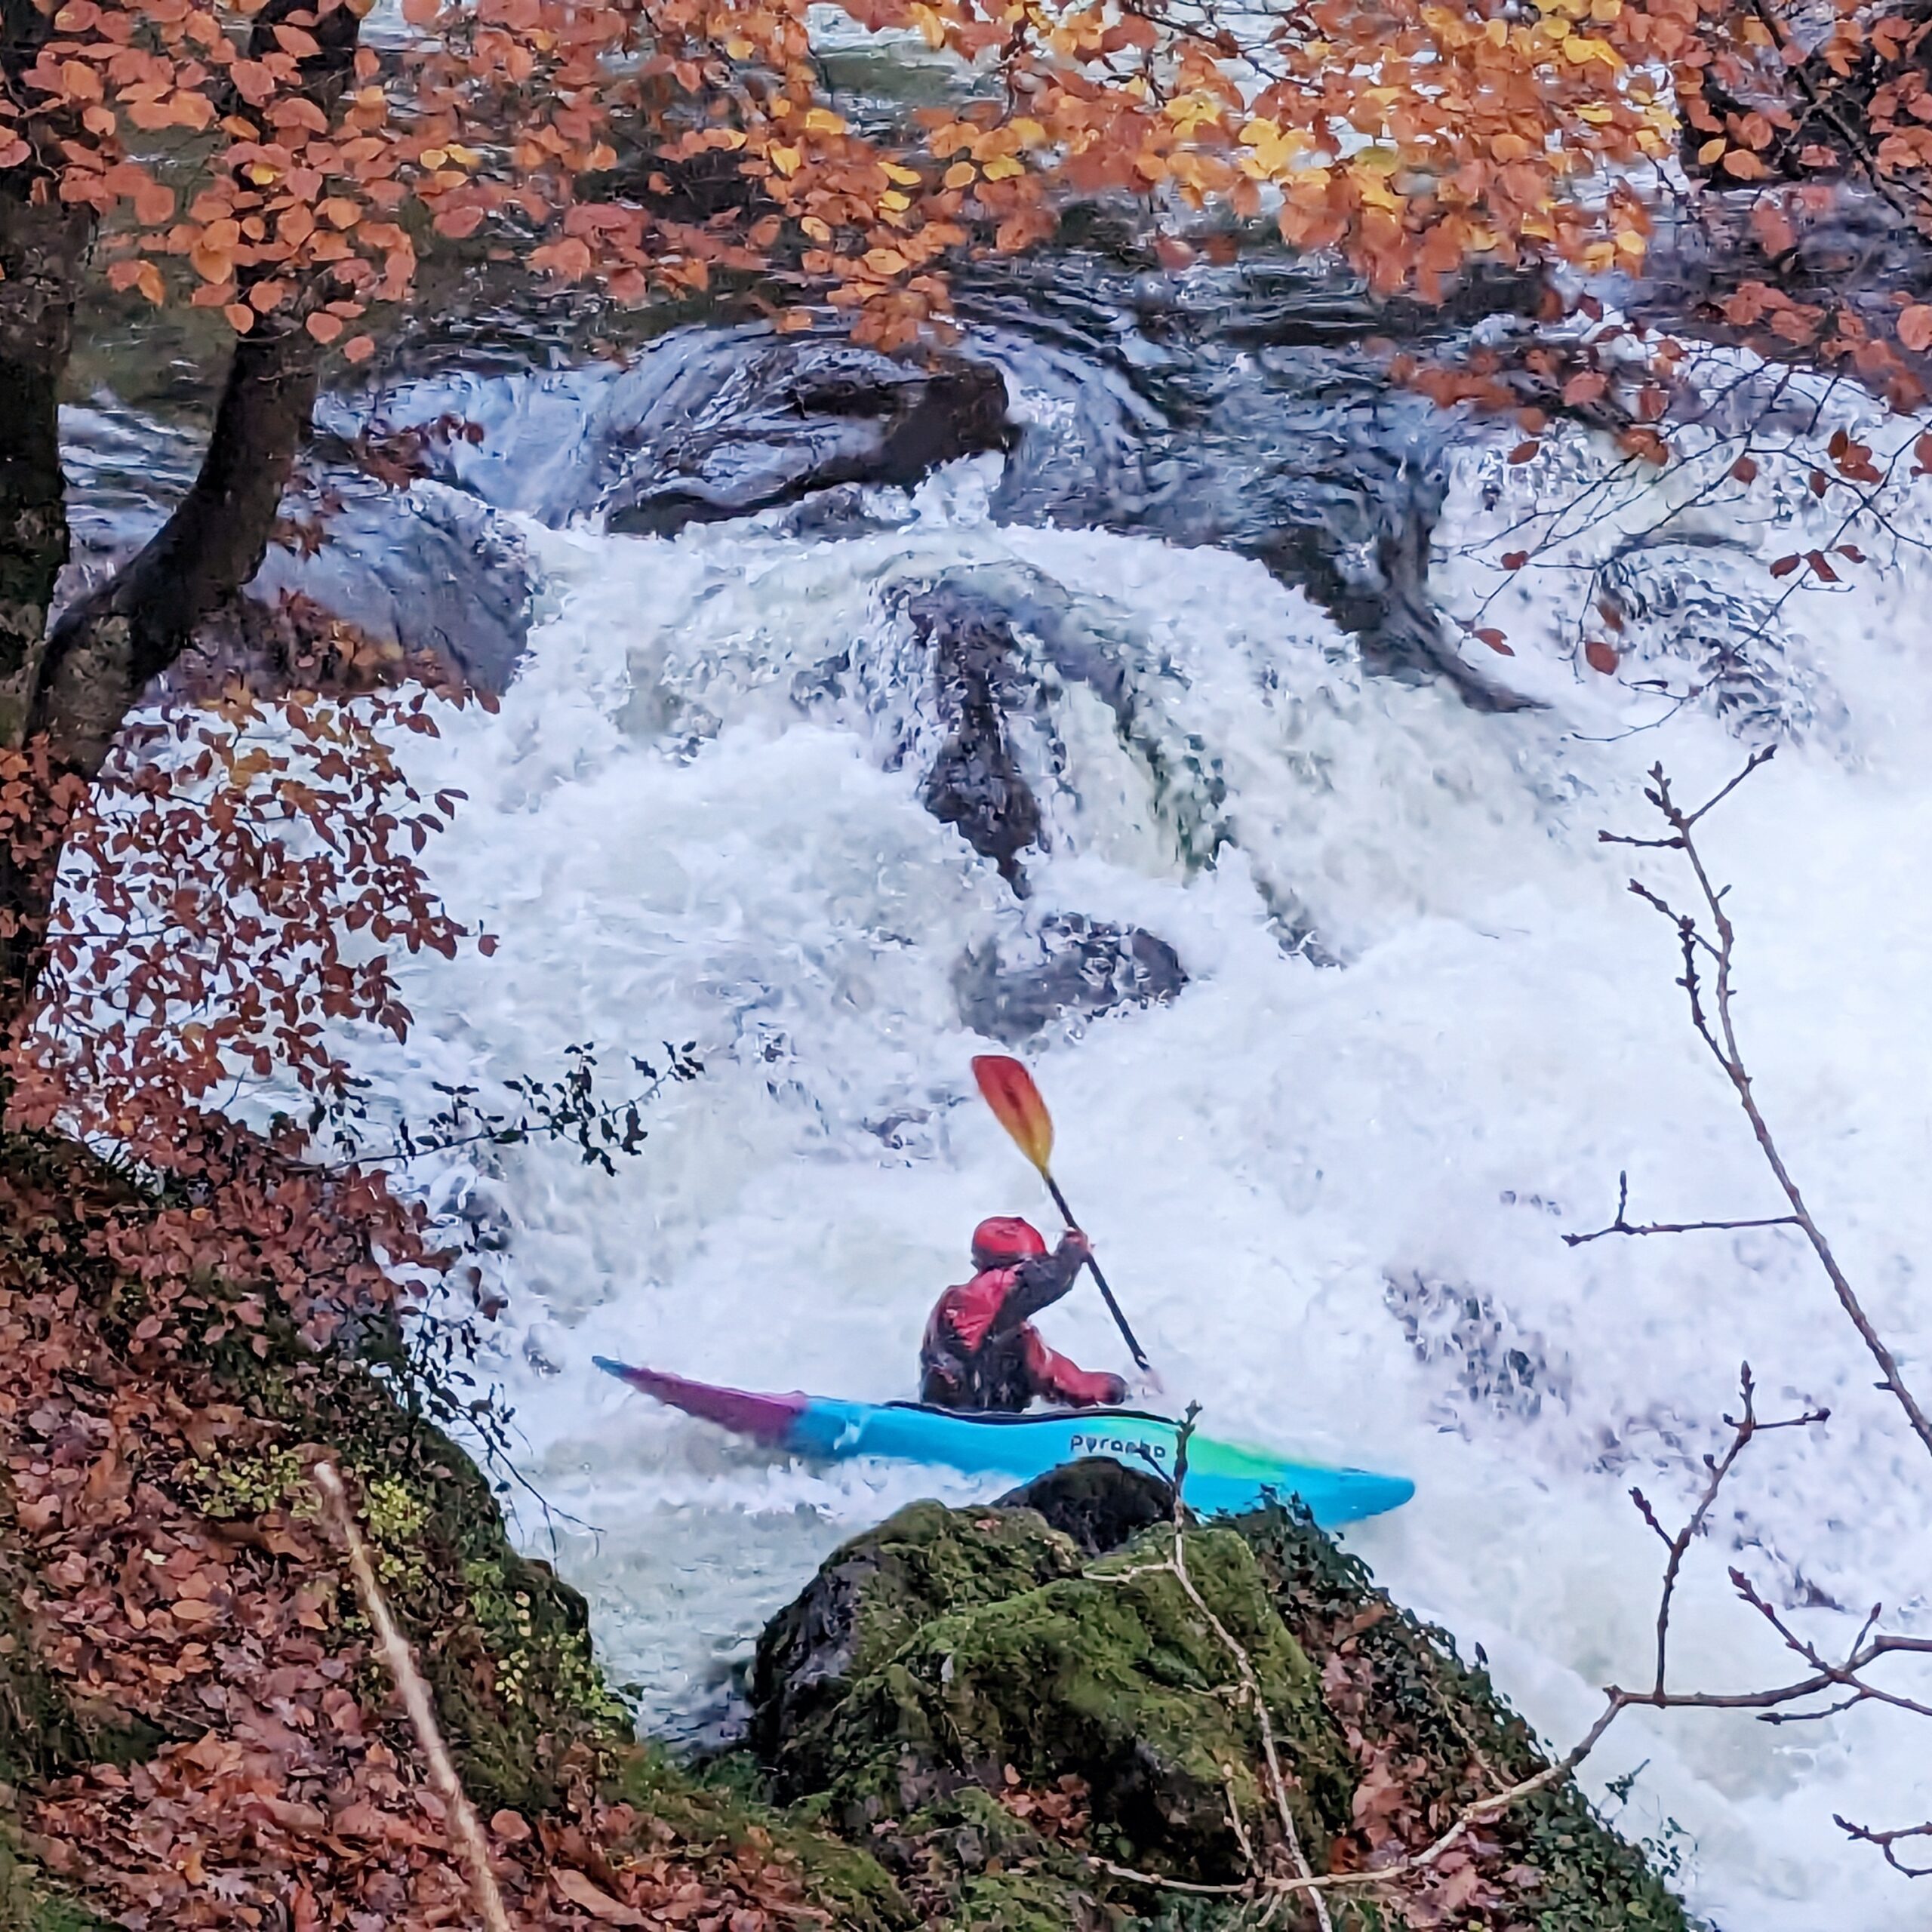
left=0, top=1126, right=1697, bottom=1930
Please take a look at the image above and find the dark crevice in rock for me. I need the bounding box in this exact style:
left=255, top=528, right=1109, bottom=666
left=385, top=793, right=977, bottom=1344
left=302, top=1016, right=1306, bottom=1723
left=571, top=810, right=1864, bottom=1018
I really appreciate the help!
left=913, top=587, right=1043, bottom=888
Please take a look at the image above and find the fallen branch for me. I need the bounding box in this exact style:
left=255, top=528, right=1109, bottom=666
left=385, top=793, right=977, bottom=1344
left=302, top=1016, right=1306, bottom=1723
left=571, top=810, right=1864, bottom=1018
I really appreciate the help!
left=312, top=1458, right=515, bottom=1932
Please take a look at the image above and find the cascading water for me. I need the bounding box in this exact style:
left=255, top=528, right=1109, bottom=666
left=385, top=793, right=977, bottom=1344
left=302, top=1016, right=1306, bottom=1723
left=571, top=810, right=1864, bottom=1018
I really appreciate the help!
left=153, top=275, right=1932, bottom=1928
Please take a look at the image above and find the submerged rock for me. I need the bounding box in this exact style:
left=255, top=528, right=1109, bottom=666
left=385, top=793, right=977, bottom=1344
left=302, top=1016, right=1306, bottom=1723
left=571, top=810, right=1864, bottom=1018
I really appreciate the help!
left=914, top=589, right=1043, bottom=885
left=954, top=915, right=1186, bottom=1043
left=251, top=478, right=533, bottom=696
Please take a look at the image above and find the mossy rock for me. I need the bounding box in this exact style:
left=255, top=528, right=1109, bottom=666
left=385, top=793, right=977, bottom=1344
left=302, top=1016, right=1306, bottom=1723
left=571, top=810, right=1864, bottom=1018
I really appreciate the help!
left=765, top=1507, right=1352, bottom=1884
left=752, top=1497, right=1090, bottom=1790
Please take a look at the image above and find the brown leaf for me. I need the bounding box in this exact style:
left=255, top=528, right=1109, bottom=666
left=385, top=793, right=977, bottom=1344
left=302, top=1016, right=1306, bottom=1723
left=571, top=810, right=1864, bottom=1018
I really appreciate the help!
left=553, top=1869, right=646, bottom=1925
left=1583, top=640, right=1620, bottom=675
left=1899, top=304, right=1932, bottom=354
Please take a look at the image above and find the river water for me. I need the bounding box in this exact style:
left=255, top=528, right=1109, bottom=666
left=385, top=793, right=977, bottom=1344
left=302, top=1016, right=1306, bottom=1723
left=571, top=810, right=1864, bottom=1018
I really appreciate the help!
left=73, top=261, right=1932, bottom=1927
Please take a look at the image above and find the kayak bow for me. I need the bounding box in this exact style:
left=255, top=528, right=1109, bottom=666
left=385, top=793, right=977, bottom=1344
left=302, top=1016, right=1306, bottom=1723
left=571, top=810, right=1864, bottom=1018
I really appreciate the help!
left=593, top=1359, right=1414, bottom=1527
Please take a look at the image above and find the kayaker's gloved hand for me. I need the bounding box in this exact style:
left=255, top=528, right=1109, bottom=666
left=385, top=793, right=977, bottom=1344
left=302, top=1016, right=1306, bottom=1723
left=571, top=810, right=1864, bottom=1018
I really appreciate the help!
left=1058, top=1227, right=1091, bottom=1261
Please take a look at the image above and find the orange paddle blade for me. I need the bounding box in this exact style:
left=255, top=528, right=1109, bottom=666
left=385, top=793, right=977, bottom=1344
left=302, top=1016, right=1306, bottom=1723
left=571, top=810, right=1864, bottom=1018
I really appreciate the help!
left=972, top=1054, right=1054, bottom=1174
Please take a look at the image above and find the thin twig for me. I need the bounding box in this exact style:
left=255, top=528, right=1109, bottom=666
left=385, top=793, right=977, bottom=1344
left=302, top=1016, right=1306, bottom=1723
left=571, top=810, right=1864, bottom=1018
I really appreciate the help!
left=1564, top=1170, right=1801, bottom=1247
left=1607, top=753, right=1932, bottom=1461
left=312, top=1459, right=515, bottom=1932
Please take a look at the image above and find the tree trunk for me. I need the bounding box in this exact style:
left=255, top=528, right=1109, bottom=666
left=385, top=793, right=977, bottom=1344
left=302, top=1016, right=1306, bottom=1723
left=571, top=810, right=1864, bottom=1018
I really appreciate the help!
left=28, top=318, right=326, bottom=774
left=0, top=0, right=362, bottom=1025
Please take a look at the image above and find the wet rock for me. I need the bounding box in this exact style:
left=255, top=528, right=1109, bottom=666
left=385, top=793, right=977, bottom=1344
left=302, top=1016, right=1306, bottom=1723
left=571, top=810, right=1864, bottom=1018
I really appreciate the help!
left=912, top=589, right=1042, bottom=885
left=337, top=331, right=1014, bottom=534
left=992, top=1457, right=1173, bottom=1557
left=953, top=915, right=1185, bottom=1044
left=604, top=345, right=1012, bottom=536
left=251, top=479, right=533, bottom=695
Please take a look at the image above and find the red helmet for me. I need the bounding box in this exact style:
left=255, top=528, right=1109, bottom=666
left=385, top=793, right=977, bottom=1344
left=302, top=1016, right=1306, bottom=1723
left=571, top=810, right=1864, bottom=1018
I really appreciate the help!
left=972, top=1216, right=1047, bottom=1266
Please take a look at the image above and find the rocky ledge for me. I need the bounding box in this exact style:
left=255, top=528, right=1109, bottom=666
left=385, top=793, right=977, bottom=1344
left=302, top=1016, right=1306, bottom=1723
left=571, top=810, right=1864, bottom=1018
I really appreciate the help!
left=741, top=1460, right=1694, bottom=1931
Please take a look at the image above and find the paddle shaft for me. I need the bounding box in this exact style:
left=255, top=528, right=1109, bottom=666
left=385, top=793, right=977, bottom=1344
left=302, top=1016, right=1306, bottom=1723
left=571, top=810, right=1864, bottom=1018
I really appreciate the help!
left=1041, top=1172, right=1152, bottom=1374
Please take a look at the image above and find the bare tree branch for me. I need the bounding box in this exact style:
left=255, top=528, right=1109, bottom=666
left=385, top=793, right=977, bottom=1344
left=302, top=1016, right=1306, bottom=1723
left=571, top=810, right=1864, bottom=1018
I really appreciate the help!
left=1601, top=750, right=1932, bottom=1461
left=1564, top=1169, right=1801, bottom=1247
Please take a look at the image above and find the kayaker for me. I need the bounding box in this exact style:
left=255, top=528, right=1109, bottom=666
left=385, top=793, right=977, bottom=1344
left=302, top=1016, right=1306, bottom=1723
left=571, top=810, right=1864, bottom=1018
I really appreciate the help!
left=919, top=1216, right=1129, bottom=1412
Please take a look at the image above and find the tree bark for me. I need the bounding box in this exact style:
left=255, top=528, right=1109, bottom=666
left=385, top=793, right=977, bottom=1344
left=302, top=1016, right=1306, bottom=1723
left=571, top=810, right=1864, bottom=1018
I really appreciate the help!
left=0, top=0, right=362, bottom=1023
left=0, top=0, right=89, bottom=745
left=28, top=318, right=327, bottom=774
left=29, top=0, right=361, bottom=778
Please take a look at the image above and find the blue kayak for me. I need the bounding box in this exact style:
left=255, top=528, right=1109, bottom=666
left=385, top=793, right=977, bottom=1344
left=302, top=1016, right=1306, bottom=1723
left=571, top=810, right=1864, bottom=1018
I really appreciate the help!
left=594, top=1360, right=1414, bottom=1527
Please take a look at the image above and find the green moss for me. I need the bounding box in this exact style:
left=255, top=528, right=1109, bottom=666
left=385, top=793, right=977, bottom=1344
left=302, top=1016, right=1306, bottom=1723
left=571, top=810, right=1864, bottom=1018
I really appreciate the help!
left=804, top=1523, right=1351, bottom=1882
left=949, top=1870, right=1107, bottom=1931
left=754, top=1497, right=1088, bottom=1784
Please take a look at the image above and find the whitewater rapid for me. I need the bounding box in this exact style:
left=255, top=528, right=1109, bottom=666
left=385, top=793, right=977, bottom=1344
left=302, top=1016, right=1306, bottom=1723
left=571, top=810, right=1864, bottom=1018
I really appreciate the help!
left=313, top=360, right=1932, bottom=1929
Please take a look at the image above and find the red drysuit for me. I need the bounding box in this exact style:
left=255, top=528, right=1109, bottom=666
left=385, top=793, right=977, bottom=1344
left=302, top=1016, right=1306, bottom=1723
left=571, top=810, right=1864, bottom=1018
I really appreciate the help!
left=918, top=1216, right=1127, bottom=1412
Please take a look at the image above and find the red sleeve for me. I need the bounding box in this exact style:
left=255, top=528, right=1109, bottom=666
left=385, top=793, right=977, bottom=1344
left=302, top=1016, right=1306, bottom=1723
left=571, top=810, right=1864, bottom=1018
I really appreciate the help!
left=1023, top=1328, right=1127, bottom=1407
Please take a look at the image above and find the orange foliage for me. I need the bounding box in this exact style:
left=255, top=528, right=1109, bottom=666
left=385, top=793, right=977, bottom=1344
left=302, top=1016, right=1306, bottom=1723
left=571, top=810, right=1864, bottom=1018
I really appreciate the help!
left=8, top=0, right=1875, bottom=350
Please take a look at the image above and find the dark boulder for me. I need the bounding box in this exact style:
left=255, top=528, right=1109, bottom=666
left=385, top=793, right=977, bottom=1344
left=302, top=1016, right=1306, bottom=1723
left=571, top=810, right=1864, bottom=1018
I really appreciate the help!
left=992, top=1457, right=1174, bottom=1558
left=607, top=346, right=1011, bottom=536
left=913, top=589, right=1042, bottom=885
left=316, top=329, right=1014, bottom=539
left=953, top=915, right=1186, bottom=1043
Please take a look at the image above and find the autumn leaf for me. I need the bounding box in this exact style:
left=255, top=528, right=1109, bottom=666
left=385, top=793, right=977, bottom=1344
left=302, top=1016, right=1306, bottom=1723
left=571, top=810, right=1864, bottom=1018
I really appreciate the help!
left=1899, top=305, right=1932, bottom=354
left=1583, top=640, right=1620, bottom=675
left=553, top=1869, right=646, bottom=1925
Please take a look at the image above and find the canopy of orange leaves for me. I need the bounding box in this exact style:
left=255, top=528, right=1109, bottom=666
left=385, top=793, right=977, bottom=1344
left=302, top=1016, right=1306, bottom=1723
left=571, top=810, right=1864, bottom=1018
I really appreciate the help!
left=10, top=0, right=1838, bottom=352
